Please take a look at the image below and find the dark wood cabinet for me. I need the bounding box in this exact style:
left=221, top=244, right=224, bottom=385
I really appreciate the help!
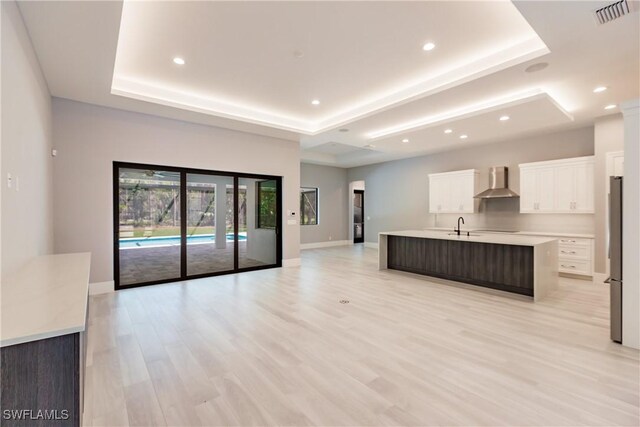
left=387, top=236, right=534, bottom=296
left=1, top=332, right=84, bottom=426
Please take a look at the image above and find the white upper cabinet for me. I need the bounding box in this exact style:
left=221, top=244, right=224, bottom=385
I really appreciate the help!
left=428, top=169, right=480, bottom=214
left=520, top=166, right=555, bottom=212
left=519, top=156, right=594, bottom=214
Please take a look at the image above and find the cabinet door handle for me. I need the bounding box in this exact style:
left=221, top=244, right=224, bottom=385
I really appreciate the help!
left=561, top=264, right=576, bottom=268
left=560, top=239, right=576, bottom=243
left=561, top=250, right=577, bottom=254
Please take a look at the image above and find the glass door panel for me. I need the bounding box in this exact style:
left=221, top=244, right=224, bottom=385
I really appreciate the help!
left=354, top=190, right=364, bottom=243
left=238, top=177, right=279, bottom=269
left=186, top=174, right=235, bottom=276
left=118, top=168, right=182, bottom=286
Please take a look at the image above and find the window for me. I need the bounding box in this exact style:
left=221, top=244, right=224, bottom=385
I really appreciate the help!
left=256, top=180, right=277, bottom=229
left=300, top=187, right=318, bottom=225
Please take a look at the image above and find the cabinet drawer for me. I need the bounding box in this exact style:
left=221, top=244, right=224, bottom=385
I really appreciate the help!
left=559, top=259, right=591, bottom=275
left=557, top=237, right=591, bottom=246
left=559, top=245, right=590, bottom=260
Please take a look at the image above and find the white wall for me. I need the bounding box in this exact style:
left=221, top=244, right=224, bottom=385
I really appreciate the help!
left=52, top=99, right=300, bottom=283
left=1, top=1, right=54, bottom=281
left=621, top=99, right=639, bottom=350
left=347, top=127, right=595, bottom=243
left=593, top=115, right=624, bottom=275
left=300, top=163, right=349, bottom=245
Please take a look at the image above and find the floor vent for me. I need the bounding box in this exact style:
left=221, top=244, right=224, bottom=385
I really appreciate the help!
left=593, top=0, right=636, bottom=25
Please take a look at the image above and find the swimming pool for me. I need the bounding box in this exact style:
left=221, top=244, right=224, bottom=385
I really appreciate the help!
left=119, top=233, right=246, bottom=248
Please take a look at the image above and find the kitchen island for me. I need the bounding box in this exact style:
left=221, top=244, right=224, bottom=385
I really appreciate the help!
left=379, top=230, right=558, bottom=301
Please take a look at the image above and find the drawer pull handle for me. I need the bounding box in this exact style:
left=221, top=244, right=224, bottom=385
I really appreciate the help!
left=561, top=250, right=577, bottom=254
left=560, top=239, right=576, bottom=243
left=561, top=264, right=576, bottom=268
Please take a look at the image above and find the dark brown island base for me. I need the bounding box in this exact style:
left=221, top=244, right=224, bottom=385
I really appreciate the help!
left=378, top=231, right=558, bottom=301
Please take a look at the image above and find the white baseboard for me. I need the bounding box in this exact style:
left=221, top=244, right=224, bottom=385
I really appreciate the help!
left=89, top=280, right=114, bottom=295
left=300, top=240, right=350, bottom=250
left=364, top=242, right=379, bottom=250
left=282, top=258, right=301, bottom=267
left=593, top=272, right=608, bottom=284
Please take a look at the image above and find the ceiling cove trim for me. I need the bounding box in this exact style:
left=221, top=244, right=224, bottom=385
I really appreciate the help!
left=365, top=89, right=574, bottom=140
left=111, top=38, right=549, bottom=135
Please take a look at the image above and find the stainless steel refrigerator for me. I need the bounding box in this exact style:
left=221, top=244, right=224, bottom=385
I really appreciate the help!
left=609, top=176, right=623, bottom=343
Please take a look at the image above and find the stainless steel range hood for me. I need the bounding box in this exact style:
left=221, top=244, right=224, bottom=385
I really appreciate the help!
left=474, top=166, right=519, bottom=199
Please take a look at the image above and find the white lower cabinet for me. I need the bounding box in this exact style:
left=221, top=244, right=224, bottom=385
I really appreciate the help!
left=519, top=156, right=594, bottom=214
left=519, top=234, right=594, bottom=277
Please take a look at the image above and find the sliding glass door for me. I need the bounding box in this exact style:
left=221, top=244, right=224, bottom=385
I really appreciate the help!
left=114, top=163, right=282, bottom=289
left=238, top=178, right=278, bottom=269
left=186, top=174, right=235, bottom=276
left=117, top=168, right=182, bottom=286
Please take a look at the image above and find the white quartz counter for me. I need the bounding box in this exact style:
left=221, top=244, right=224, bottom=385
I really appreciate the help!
left=1, top=253, right=91, bottom=347
left=380, top=230, right=557, bottom=247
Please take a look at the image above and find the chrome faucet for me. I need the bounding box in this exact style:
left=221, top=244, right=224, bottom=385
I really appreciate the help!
left=455, top=217, right=465, bottom=236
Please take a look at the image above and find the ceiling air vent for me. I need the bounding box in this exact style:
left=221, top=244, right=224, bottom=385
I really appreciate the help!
left=593, top=0, right=636, bottom=25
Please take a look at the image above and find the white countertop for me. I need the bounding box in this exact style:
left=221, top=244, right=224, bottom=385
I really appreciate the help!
left=380, top=230, right=556, bottom=246
left=1, top=253, right=91, bottom=347
left=424, top=227, right=594, bottom=239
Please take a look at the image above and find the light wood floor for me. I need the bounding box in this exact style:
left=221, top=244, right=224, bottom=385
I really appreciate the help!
left=83, top=245, right=640, bottom=426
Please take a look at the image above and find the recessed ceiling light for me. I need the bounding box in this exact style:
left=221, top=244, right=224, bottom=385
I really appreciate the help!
left=593, top=86, right=608, bottom=93
left=499, top=115, right=510, bottom=121
left=338, top=128, right=349, bottom=133
left=422, top=42, right=436, bottom=51
left=173, top=57, right=185, bottom=65
left=311, top=99, right=320, bottom=106
left=604, top=104, right=617, bottom=110
left=524, top=62, right=548, bottom=73
left=460, top=134, right=468, bottom=139
left=402, top=138, right=410, bottom=143
left=444, top=129, right=453, bottom=134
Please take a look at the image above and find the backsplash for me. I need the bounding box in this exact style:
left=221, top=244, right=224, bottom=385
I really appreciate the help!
left=431, top=198, right=595, bottom=235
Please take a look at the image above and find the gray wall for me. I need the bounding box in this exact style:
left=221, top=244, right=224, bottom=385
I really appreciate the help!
left=52, top=99, right=300, bottom=283
left=1, top=1, right=54, bottom=281
left=594, top=115, right=624, bottom=274
left=300, top=163, right=349, bottom=244
left=347, top=127, right=595, bottom=243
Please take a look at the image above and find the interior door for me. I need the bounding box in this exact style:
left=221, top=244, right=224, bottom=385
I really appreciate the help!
left=354, top=190, right=364, bottom=244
